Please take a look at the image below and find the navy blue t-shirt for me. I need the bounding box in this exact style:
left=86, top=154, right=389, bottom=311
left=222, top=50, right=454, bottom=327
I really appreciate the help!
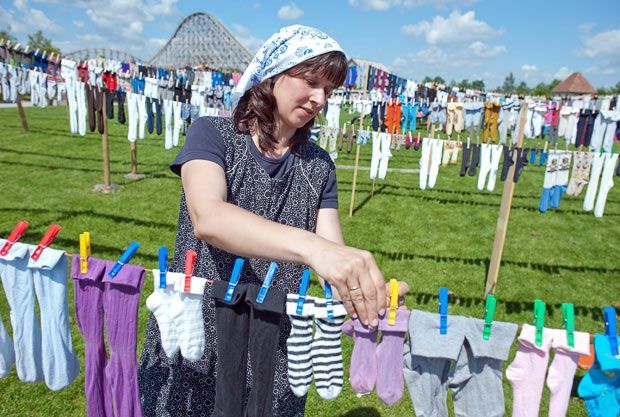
left=170, top=117, right=338, bottom=209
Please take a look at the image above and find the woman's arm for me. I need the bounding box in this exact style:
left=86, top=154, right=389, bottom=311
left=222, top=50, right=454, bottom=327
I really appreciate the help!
left=182, top=159, right=387, bottom=326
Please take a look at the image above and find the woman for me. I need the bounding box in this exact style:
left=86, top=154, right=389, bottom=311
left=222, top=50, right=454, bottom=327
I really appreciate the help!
left=139, top=25, right=403, bottom=416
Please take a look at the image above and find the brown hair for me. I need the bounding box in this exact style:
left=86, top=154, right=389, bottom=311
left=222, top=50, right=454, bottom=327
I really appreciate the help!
left=233, top=51, right=348, bottom=153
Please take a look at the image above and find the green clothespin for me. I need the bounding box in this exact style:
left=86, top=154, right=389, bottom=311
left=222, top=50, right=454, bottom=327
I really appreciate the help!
left=483, top=294, right=496, bottom=341
left=562, top=303, right=575, bottom=348
left=533, top=299, right=546, bottom=347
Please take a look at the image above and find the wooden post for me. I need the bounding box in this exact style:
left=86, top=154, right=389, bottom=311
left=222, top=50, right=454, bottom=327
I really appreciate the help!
left=484, top=103, right=529, bottom=296
left=101, top=91, right=111, bottom=188
left=16, top=98, right=29, bottom=132
left=130, top=142, right=138, bottom=175
left=349, top=115, right=365, bottom=217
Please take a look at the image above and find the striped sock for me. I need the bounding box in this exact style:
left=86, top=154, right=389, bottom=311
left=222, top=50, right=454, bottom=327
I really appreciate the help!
left=286, top=294, right=316, bottom=397
left=312, top=299, right=347, bottom=400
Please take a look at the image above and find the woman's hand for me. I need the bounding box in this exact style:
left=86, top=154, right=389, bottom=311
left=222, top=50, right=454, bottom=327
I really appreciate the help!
left=306, top=239, right=387, bottom=327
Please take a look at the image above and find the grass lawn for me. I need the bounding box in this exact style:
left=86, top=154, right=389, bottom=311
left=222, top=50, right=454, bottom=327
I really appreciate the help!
left=0, top=105, right=618, bottom=416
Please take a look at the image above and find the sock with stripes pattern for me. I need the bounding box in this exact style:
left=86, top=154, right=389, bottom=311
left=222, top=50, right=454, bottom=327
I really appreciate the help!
left=312, top=299, right=347, bottom=400
left=145, top=270, right=180, bottom=358
left=286, top=294, right=316, bottom=397
left=169, top=275, right=207, bottom=362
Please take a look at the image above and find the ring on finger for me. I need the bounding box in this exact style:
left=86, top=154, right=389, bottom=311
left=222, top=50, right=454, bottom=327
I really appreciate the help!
left=348, top=285, right=360, bottom=291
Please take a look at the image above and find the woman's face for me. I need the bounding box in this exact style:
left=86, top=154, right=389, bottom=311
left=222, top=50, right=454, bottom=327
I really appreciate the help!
left=272, top=73, right=334, bottom=132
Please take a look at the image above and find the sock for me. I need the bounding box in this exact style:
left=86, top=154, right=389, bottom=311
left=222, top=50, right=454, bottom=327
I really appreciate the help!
left=170, top=275, right=207, bottom=362
left=513, top=147, right=530, bottom=183
left=312, top=299, right=347, bottom=400
left=529, top=148, right=538, bottom=164
left=145, top=270, right=180, bottom=358
left=486, top=144, right=504, bottom=192
left=477, top=143, right=492, bottom=191
left=285, top=294, right=316, bottom=397
left=441, top=141, right=452, bottom=167
left=578, top=367, right=620, bottom=417
left=413, top=135, right=421, bottom=151
left=468, top=143, right=480, bottom=176
left=451, top=142, right=461, bottom=164
left=342, top=319, right=378, bottom=394
left=594, top=153, right=618, bottom=218
left=539, top=151, right=548, bottom=166
left=500, top=145, right=514, bottom=181
left=460, top=143, right=471, bottom=176
left=428, top=139, right=443, bottom=189
left=376, top=310, right=410, bottom=406
left=539, top=152, right=558, bottom=213
left=0, top=314, right=14, bottom=378
left=419, top=138, right=431, bottom=190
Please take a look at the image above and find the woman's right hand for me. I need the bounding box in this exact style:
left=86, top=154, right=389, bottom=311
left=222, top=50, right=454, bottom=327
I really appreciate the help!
left=306, top=239, right=387, bottom=327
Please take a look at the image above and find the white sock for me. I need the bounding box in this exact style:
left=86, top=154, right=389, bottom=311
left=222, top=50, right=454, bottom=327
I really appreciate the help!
left=312, top=299, right=347, bottom=400
left=370, top=132, right=381, bottom=180
left=477, top=143, right=492, bottom=191
left=486, top=144, right=504, bottom=192
left=146, top=270, right=180, bottom=358
left=170, top=275, right=207, bottom=362
left=428, top=139, right=443, bottom=189
left=378, top=133, right=393, bottom=180
left=594, top=153, right=618, bottom=218
left=583, top=153, right=604, bottom=212
left=0, top=314, right=15, bottom=378
left=286, top=294, right=316, bottom=397
left=419, top=138, right=431, bottom=190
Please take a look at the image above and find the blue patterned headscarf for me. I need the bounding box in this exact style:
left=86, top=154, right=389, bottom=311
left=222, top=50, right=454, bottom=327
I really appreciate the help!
left=232, top=25, right=345, bottom=108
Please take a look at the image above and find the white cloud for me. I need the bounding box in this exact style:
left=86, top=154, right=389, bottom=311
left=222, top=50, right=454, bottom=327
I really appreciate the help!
left=349, top=0, right=477, bottom=11
left=72, top=20, right=84, bottom=28
left=0, top=8, right=25, bottom=34
left=602, top=67, right=617, bottom=75
left=147, top=37, right=167, bottom=49
left=553, top=66, right=571, bottom=80
left=521, top=64, right=537, bottom=72
left=392, top=56, right=408, bottom=67
left=401, top=11, right=503, bottom=45
left=30, top=7, right=61, bottom=32
left=584, top=66, right=598, bottom=74
left=13, top=0, right=28, bottom=12
left=231, top=23, right=264, bottom=54
left=577, top=29, right=620, bottom=59
left=468, top=41, right=506, bottom=58
left=578, top=22, right=594, bottom=33
left=278, top=2, right=304, bottom=20
left=409, top=46, right=450, bottom=65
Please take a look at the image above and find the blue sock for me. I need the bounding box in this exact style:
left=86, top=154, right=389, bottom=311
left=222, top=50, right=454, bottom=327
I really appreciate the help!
left=538, top=187, right=553, bottom=213
left=529, top=149, right=538, bottom=164
left=539, top=151, right=548, bottom=166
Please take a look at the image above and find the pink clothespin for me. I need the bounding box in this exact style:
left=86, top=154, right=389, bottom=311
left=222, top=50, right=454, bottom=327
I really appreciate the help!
left=0, top=221, right=29, bottom=256
left=30, top=224, right=61, bottom=261
left=183, top=250, right=197, bottom=293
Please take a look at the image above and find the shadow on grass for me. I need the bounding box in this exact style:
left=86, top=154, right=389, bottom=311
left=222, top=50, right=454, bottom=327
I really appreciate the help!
left=369, top=248, right=620, bottom=276
left=411, top=290, right=605, bottom=321
left=351, top=184, right=388, bottom=215
left=339, top=407, right=382, bottom=417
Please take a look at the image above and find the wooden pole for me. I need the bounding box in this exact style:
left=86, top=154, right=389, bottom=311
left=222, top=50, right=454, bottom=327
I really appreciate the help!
left=484, top=103, right=529, bottom=296
left=349, top=114, right=365, bottom=217
left=16, top=98, right=29, bottom=132
left=101, top=90, right=111, bottom=188
left=130, top=142, right=138, bottom=175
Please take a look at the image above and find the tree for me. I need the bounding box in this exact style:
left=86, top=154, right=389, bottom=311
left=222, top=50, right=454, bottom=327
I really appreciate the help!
left=515, top=81, right=530, bottom=95
left=0, top=28, right=18, bottom=44
left=27, top=30, right=61, bottom=56
left=597, top=87, right=609, bottom=96
left=458, top=79, right=471, bottom=90
left=532, top=82, right=550, bottom=97
left=432, top=76, right=445, bottom=85
left=471, top=80, right=485, bottom=91
left=501, top=73, right=515, bottom=94
left=549, top=79, right=561, bottom=92
left=448, top=79, right=457, bottom=88
left=610, top=82, right=620, bottom=94
left=422, top=76, right=432, bottom=84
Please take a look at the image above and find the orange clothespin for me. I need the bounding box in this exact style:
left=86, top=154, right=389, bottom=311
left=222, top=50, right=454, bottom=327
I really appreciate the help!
left=79, top=232, right=91, bottom=273
left=30, top=224, right=62, bottom=261
left=183, top=250, right=197, bottom=293
left=0, top=221, right=29, bottom=256
left=388, top=279, right=399, bottom=325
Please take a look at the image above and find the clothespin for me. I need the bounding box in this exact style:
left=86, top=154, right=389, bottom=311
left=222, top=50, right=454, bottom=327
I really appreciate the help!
left=562, top=303, right=575, bottom=348
left=0, top=220, right=29, bottom=256
left=483, top=294, right=496, bottom=340
left=439, top=287, right=448, bottom=334
left=324, top=280, right=334, bottom=318
left=108, top=241, right=140, bottom=278
left=158, top=246, right=168, bottom=289
left=295, top=269, right=311, bottom=315
left=388, top=279, right=399, bottom=325
left=604, top=307, right=618, bottom=356
left=256, top=261, right=278, bottom=303
left=183, top=250, right=197, bottom=293
left=79, top=232, right=91, bottom=273
left=533, top=299, right=546, bottom=347
left=30, top=224, right=61, bottom=261
left=224, top=258, right=245, bottom=302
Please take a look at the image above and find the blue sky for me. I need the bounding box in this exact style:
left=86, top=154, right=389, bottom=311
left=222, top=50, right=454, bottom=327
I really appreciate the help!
left=1, top=0, right=619, bottom=88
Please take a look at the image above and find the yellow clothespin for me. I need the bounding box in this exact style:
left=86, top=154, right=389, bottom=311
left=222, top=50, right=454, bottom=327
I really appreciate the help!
left=79, top=232, right=91, bottom=273
left=388, top=279, right=399, bottom=325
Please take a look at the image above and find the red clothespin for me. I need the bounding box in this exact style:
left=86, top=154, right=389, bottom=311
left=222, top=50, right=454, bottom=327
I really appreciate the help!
left=183, top=250, right=197, bottom=293
left=0, top=221, right=29, bottom=256
left=30, top=224, right=62, bottom=261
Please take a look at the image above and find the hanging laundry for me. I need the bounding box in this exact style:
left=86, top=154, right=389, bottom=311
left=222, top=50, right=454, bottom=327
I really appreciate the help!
left=326, top=95, right=342, bottom=128
left=0, top=240, right=80, bottom=390
left=463, top=102, right=484, bottom=140
left=477, top=143, right=503, bottom=192
left=506, top=324, right=591, bottom=417
left=403, top=310, right=517, bottom=417
left=482, top=102, right=500, bottom=143
left=558, top=106, right=579, bottom=144
left=70, top=256, right=145, bottom=417
left=566, top=151, right=594, bottom=197
left=370, top=132, right=392, bottom=180
left=583, top=152, right=619, bottom=218
left=591, top=110, right=620, bottom=153
left=419, top=138, right=443, bottom=190
left=575, top=109, right=599, bottom=148
left=498, top=101, right=515, bottom=144
left=441, top=140, right=460, bottom=167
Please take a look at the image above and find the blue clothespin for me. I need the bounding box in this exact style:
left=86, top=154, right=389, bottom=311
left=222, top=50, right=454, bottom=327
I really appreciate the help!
left=295, top=269, right=311, bottom=315
left=604, top=307, right=618, bottom=356
left=439, top=287, right=448, bottom=334
left=158, top=246, right=168, bottom=289
left=324, top=281, right=334, bottom=319
left=224, top=258, right=245, bottom=302
left=256, top=262, right=278, bottom=304
left=108, top=241, right=140, bottom=278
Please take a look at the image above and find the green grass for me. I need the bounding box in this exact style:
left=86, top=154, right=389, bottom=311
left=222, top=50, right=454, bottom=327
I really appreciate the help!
left=0, top=105, right=618, bottom=416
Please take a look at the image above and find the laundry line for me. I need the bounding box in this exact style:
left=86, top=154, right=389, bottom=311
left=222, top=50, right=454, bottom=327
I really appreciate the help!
left=336, top=164, right=420, bottom=174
